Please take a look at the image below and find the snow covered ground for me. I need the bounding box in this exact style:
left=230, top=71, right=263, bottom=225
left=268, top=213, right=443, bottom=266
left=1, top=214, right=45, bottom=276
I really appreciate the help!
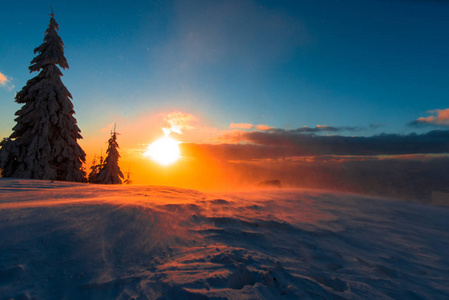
left=1, top=179, right=448, bottom=299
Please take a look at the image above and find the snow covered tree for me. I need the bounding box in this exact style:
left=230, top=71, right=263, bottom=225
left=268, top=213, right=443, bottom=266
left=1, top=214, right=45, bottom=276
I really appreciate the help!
left=87, top=151, right=104, bottom=183
left=0, top=11, right=86, bottom=181
left=96, top=129, right=124, bottom=184
left=123, top=165, right=132, bottom=185
left=87, top=155, right=100, bottom=183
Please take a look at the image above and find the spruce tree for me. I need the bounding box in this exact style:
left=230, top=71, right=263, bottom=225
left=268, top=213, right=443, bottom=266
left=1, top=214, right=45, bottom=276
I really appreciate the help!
left=87, top=151, right=104, bottom=183
left=0, top=12, right=86, bottom=181
left=96, top=129, right=124, bottom=184
left=123, top=165, right=132, bottom=185
left=87, top=155, right=100, bottom=183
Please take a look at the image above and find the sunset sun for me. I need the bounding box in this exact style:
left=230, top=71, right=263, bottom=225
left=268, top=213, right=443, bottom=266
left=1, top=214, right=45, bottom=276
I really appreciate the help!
left=145, top=136, right=181, bottom=166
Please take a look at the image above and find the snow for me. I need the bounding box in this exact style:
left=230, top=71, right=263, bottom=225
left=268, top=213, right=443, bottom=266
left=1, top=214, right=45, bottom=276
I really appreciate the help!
left=1, top=179, right=448, bottom=299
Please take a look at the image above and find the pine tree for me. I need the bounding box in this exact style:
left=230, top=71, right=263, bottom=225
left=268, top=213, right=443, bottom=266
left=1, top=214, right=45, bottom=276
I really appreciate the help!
left=0, top=11, right=86, bottom=181
left=87, top=155, right=100, bottom=183
left=98, top=151, right=104, bottom=167
left=96, top=128, right=124, bottom=184
left=123, top=165, right=132, bottom=185
left=87, top=151, right=105, bottom=183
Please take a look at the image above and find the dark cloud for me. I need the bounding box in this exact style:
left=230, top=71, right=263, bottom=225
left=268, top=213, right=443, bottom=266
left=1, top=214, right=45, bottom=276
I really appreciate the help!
left=369, top=124, right=384, bottom=129
left=275, top=125, right=361, bottom=134
left=215, top=125, right=366, bottom=144
left=242, top=129, right=449, bottom=156
left=197, top=129, right=449, bottom=160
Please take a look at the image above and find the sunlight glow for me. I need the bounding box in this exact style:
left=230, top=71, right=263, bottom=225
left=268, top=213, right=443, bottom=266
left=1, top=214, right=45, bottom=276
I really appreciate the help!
left=145, top=136, right=181, bottom=166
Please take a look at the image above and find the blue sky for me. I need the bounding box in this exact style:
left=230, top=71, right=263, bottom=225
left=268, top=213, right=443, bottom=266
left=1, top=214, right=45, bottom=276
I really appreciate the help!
left=1, top=0, right=449, bottom=146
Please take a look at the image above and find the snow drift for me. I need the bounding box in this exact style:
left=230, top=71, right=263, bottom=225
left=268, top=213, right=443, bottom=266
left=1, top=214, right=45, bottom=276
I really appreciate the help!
left=0, top=179, right=448, bottom=299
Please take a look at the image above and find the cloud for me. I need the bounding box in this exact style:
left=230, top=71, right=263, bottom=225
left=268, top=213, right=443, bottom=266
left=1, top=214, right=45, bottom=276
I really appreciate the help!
left=297, top=125, right=341, bottom=133
left=99, top=122, right=116, bottom=133
left=0, top=72, right=6, bottom=85
left=255, top=124, right=273, bottom=131
left=163, top=111, right=198, bottom=135
left=213, top=128, right=449, bottom=156
left=217, top=125, right=360, bottom=143
left=215, top=130, right=248, bottom=144
left=291, top=125, right=361, bottom=134
left=0, top=71, right=15, bottom=91
left=229, top=123, right=274, bottom=131
left=230, top=123, right=253, bottom=130
left=410, top=109, right=449, bottom=127
left=369, top=124, right=384, bottom=129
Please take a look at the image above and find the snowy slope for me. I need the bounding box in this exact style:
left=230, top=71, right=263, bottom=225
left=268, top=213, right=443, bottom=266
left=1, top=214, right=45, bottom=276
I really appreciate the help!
left=0, top=179, right=448, bottom=299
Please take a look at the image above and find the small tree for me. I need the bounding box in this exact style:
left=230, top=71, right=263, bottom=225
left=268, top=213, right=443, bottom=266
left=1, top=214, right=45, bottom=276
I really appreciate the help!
left=87, top=150, right=106, bottom=183
left=96, top=128, right=124, bottom=184
left=87, top=155, right=99, bottom=183
left=123, top=165, right=132, bottom=185
left=0, top=11, right=86, bottom=181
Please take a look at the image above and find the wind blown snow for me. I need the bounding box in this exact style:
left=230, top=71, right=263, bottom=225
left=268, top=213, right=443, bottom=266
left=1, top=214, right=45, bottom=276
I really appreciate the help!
left=0, top=179, right=448, bottom=299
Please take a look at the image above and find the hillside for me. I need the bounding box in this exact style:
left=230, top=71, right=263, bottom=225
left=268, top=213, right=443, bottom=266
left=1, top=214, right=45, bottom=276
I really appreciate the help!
left=1, top=179, right=448, bottom=299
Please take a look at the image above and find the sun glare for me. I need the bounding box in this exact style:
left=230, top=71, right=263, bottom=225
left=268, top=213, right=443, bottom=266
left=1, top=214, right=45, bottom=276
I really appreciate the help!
left=145, top=136, right=181, bottom=166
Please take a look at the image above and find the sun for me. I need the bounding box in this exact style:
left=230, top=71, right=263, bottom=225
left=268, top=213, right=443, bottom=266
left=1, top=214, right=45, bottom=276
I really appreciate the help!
left=145, top=136, right=181, bottom=166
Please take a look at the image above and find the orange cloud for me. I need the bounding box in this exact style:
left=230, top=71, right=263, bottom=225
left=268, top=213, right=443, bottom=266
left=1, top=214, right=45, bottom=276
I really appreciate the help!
left=230, top=123, right=273, bottom=131
left=0, top=72, right=6, bottom=85
left=255, top=124, right=273, bottom=131
left=99, top=122, right=115, bottom=133
left=214, top=129, right=249, bottom=144
left=0, top=71, right=14, bottom=91
left=230, top=123, right=253, bottom=130
left=214, top=123, right=274, bottom=144
left=415, top=108, right=449, bottom=126
left=163, top=111, right=198, bottom=135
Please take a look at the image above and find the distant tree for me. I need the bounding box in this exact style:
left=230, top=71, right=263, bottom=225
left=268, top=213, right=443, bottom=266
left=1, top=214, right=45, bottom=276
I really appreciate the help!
left=123, top=165, right=132, bottom=185
left=87, top=155, right=100, bottom=183
left=96, top=128, right=124, bottom=184
left=0, top=138, right=14, bottom=177
left=87, top=151, right=105, bottom=183
left=0, top=11, right=86, bottom=181
left=98, top=151, right=104, bottom=167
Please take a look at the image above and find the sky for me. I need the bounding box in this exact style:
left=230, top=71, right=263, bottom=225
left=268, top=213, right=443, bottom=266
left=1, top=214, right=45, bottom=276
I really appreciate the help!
left=1, top=0, right=449, bottom=187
